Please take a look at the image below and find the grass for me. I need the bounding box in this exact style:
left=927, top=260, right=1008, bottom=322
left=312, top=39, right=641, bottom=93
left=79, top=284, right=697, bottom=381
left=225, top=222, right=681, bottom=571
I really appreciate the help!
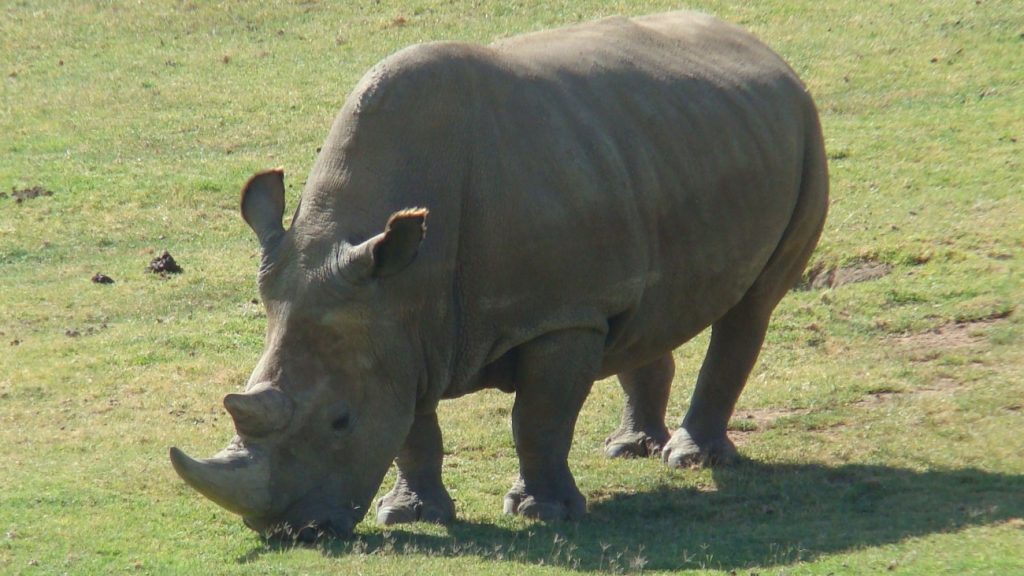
left=1, top=0, right=1022, bottom=574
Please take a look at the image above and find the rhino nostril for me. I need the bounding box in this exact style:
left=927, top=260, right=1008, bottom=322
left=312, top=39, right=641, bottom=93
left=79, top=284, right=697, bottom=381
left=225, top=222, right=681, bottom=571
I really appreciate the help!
left=331, top=413, right=350, bottom=431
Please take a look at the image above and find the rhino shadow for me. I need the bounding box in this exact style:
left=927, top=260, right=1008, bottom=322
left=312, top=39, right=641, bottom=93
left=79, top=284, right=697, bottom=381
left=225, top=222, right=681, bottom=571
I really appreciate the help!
left=239, top=460, right=1023, bottom=571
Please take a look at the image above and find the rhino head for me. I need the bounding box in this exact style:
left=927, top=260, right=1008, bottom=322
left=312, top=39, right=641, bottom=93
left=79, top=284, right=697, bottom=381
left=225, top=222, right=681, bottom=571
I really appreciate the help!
left=170, top=169, right=428, bottom=540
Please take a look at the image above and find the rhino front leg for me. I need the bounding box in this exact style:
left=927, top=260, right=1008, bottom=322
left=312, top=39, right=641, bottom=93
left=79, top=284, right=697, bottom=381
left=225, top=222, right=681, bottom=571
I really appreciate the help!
left=503, top=329, right=603, bottom=522
left=605, top=353, right=673, bottom=458
left=376, top=410, right=455, bottom=525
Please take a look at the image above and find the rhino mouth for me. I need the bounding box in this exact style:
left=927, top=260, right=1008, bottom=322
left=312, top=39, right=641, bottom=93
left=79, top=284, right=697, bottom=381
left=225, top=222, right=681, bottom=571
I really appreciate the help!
left=243, top=503, right=359, bottom=542
left=244, top=517, right=355, bottom=543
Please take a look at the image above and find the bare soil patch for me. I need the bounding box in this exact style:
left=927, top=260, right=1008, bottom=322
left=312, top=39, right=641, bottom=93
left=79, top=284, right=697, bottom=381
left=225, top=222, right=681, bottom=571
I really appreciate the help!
left=729, top=407, right=812, bottom=444
left=893, top=315, right=1009, bottom=362
left=916, top=377, right=963, bottom=399
left=64, top=323, right=109, bottom=338
left=854, top=378, right=964, bottom=408
left=855, top=390, right=902, bottom=405
left=733, top=407, right=812, bottom=428
left=800, top=260, right=892, bottom=290
left=2, top=186, right=55, bottom=203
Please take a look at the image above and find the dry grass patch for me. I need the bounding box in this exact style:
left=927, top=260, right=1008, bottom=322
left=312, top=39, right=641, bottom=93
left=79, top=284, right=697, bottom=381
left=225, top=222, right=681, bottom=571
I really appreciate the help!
left=801, top=259, right=893, bottom=290
left=893, top=317, right=1009, bottom=362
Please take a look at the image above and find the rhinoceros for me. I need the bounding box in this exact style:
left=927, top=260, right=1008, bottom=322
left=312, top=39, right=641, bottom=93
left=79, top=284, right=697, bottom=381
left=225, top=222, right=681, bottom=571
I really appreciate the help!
left=169, top=10, right=828, bottom=539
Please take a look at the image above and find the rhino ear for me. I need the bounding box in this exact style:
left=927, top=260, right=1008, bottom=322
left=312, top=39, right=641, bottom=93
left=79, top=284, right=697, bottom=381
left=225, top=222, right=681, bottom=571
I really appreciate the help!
left=344, top=208, right=428, bottom=281
left=241, top=168, right=286, bottom=249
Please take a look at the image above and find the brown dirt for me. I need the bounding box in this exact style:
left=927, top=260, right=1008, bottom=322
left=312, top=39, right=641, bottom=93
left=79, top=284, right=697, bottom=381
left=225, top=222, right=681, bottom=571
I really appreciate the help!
left=730, top=407, right=811, bottom=444
left=854, top=389, right=903, bottom=405
left=854, top=377, right=966, bottom=408
left=729, top=430, right=756, bottom=446
left=893, top=316, right=1008, bottom=362
left=2, top=186, right=54, bottom=203
left=917, top=377, right=963, bottom=398
left=800, top=260, right=892, bottom=290
left=146, top=251, right=183, bottom=275
left=64, top=323, right=109, bottom=338
left=998, top=517, right=1024, bottom=530
left=733, top=407, right=811, bottom=428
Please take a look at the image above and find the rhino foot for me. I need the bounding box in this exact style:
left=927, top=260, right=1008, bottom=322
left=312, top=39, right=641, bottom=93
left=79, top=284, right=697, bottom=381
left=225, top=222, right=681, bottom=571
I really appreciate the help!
left=661, top=428, right=739, bottom=469
left=502, top=479, right=585, bottom=522
left=604, top=427, right=670, bottom=459
left=376, top=482, right=455, bottom=526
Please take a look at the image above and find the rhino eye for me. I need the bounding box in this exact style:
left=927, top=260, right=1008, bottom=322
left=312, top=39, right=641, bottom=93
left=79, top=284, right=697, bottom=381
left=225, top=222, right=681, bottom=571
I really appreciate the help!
left=331, top=412, right=350, bottom=432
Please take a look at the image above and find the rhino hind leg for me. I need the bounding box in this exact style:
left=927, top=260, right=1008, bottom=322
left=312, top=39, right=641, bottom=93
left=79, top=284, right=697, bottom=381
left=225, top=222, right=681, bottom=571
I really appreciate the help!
left=663, top=153, right=827, bottom=469
left=661, top=243, right=816, bottom=468
left=376, top=411, right=455, bottom=526
left=504, top=329, right=604, bottom=521
left=604, top=353, right=674, bottom=458
left=660, top=303, right=763, bottom=468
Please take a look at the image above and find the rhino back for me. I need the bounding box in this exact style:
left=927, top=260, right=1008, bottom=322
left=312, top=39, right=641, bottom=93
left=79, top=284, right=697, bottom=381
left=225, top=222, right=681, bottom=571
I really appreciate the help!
left=453, top=13, right=816, bottom=382
left=297, top=11, right=820, bottom=398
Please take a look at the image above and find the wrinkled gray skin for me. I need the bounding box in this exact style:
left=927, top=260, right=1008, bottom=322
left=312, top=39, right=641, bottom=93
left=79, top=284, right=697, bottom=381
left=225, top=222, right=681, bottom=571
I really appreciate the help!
left=170, top=11, right=828, bottom=540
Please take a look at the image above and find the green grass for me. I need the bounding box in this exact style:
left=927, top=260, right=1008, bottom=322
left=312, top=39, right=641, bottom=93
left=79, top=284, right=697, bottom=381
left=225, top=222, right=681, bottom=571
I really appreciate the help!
left=2, top=0, right=1022, bottom=574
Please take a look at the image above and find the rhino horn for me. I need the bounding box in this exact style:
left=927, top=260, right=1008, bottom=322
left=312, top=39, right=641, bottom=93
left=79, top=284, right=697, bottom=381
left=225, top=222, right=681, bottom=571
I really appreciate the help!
left=223, top=386, right=293, bottom=437
left=169, top=445, right=272, bottom=517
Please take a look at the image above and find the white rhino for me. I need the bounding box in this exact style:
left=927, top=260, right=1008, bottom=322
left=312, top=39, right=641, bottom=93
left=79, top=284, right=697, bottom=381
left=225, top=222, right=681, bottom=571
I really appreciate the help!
left=170, top=10, right=828, bottom=540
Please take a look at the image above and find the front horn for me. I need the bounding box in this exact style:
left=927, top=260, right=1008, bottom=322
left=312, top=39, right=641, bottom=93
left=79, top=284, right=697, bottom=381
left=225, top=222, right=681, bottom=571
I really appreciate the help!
left=169, top=444, right=272, bottom=517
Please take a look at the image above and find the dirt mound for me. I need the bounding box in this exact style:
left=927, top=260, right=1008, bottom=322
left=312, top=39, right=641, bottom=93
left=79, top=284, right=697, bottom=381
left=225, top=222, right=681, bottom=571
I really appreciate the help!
left=2, top=186, right=55, bottom=203
left=146, top=251, right=183, bottom=276
left=801, top=260, right=892, bottom=290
